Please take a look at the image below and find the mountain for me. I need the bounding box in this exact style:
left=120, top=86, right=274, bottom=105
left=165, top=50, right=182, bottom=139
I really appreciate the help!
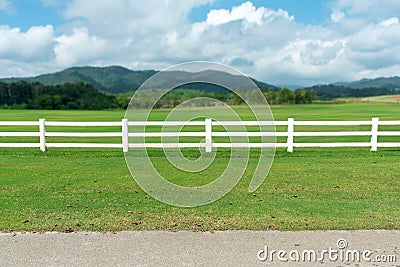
left=1, top=66, right=279, bottom=94
left=1, top=66, right=157, bottom=94
left=334, top=76, right=400, bottom=90
left=301, top=77, right=400, bottom=100
left=2, top=66, right=399, bottom=98
left=303, top=84, right=394, bottom=100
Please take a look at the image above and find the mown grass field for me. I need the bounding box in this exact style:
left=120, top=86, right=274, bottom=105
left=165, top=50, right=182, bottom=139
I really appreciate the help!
left=0, top=103, right=399, bottom=232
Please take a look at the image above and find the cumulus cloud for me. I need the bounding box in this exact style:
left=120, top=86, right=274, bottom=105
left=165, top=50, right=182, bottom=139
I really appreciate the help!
left=173, top=2, right=347, bottom=84
left=54, top=28, right=110, bottom=66
left=380, top=17, right=399, bottom=27
left=183, top=1, right=400, bottom=84
left=59, top=0, right=400, bottom=85
left=0, top=25, right=54, bottom=61
left=63, top=0, right=213, bottom=38
left=344, top=17, right=400, bottom=71
left=206, top=1, right=267, bottom=25
left=1, top=0, right=400, bottom=85
left=329, top=0, right=400, bottom=22
left=182, top=2, right=297, bottom=64
left=57, top=0, right=215, bottom=69
left=331, top=10, right=345, bottom=23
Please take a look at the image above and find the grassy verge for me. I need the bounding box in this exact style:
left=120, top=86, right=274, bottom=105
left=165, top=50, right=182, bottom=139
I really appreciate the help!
left=0, top=147, right=399, bottom=232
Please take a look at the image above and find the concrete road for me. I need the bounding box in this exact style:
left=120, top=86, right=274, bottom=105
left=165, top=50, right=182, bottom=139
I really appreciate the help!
left=0, top=230, right=399, bottom=267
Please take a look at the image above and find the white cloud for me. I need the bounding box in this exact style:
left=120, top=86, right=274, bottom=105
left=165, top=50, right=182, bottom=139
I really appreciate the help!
left=0, top=0, right=11, bottom=11
left=0, top=59, right=55, bottom=78
left=329, top=0, right=400, bottom=22
left=283, top=39, right=345, bottom=66
left=1, top=0, right=400, bottom=86
left=380, top=17, right=399, bottom=27
left=347, top=20, right=400, bottom=53
left=185, top=2, right=297, bottom=59
left=206, top=1, right=266, bottom=25
left=344, top=18, right=400, bottom=71
left=331, top=10, right=345, bottom=23
left=54, top=28, right=109, bottom=66
left=181, top=1, right=400, bottom=84
left=63, top=0, right=213, bottom=38
left=0, top=25, right=54, bottom=61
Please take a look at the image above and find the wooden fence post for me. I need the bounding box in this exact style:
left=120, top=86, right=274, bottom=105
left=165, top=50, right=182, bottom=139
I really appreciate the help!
left=370, top=118, right=379, bottom=152
left=287, top=118, right=294, bottom=153
left=39, top=119, right=46, bottom=152
left=122, top=119, right=129, bottom=152
left=205, top=118, right=212, bottom=152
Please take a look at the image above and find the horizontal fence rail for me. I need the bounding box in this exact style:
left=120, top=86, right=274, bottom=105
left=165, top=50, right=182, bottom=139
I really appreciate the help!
left=0, top=118, right=399, bottom=152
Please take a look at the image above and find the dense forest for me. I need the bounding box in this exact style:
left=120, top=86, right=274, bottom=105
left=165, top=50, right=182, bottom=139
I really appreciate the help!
left=304, top=84, right=398, bottom=100
left=0, top=81, right=317, bottom=110
left=0, top=81, right=117, bottom=110
left=0, top=80, right=398, bottom=110
left=1, top=66, right=399, bottom=110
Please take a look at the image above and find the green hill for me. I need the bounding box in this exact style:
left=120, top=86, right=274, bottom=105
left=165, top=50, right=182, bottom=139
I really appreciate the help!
left=1, top=66, right=157, bottom=94
left=335, top=76, right=400, bottom=89
left=1, top=66, right=278, bottom=94
left=2, top=66, right=399, bottom=100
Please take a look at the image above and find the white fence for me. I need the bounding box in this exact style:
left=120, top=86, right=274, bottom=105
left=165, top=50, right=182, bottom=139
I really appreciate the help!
left=1, top=118, right=400, bottom=152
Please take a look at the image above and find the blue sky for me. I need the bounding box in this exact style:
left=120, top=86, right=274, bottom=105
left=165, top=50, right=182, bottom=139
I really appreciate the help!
left=0, top=1, right=62, bottom=31
left=1, top=0, right=400, bottom=85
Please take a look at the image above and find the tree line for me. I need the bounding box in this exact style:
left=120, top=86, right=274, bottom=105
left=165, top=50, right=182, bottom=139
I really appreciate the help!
left=304, top=84, right=397, bottom=100
left=0, top=81, right=117, bottom=110
left=6, top=80, right=395, bottom=110
left=0, top=81, right=319, bottom=110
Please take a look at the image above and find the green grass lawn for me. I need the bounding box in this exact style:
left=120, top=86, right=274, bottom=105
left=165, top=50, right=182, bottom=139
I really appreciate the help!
left=0, top=103, right=399, bottom=232
left=1, top=102, right=399, bottom=121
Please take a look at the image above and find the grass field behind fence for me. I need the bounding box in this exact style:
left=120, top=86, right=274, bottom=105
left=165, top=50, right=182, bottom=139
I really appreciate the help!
left=0, top=103, right=399, bottom=232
